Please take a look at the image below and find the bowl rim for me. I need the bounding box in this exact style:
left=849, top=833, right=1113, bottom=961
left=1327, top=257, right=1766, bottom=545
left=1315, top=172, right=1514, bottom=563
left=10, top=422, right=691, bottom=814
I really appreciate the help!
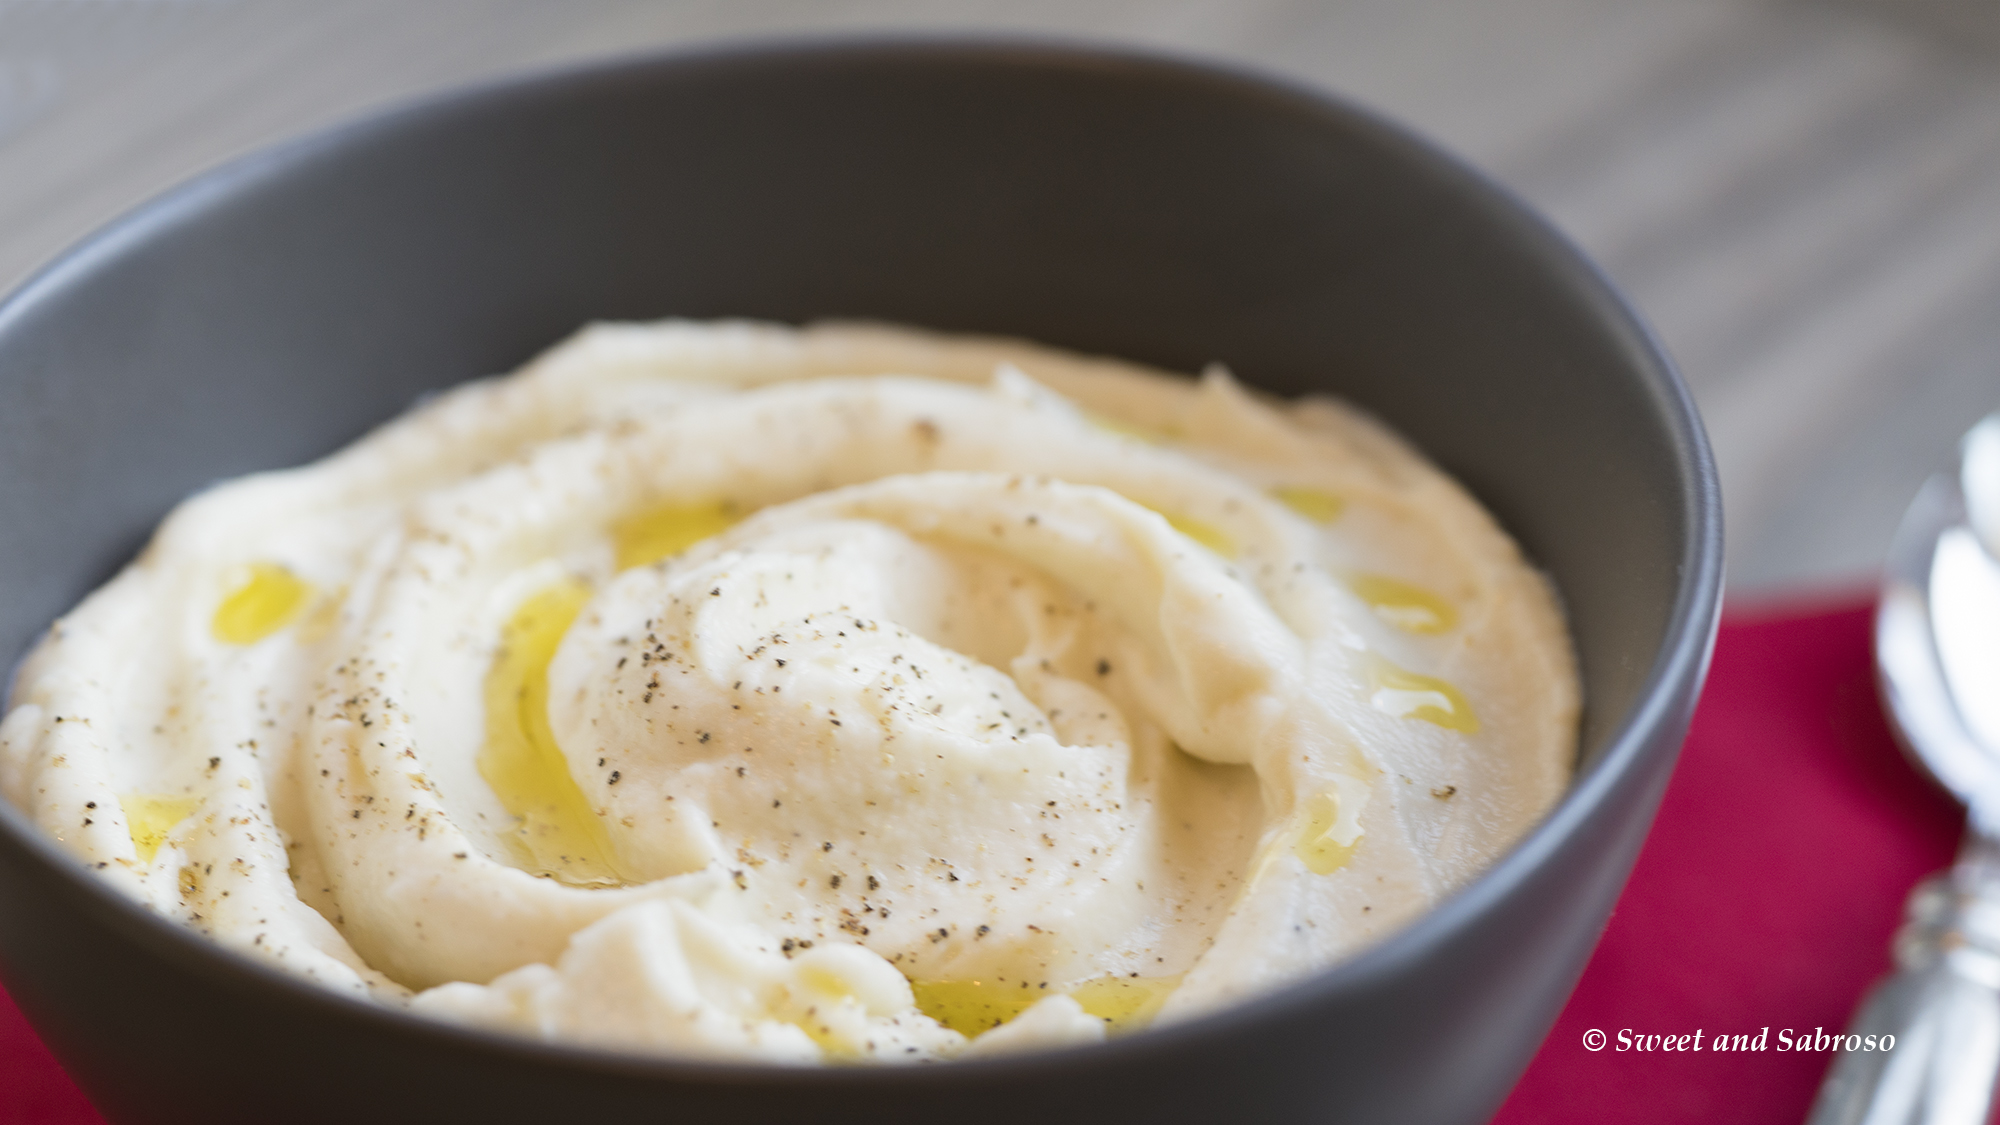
left=0, top=32, right=1724, bottom=1086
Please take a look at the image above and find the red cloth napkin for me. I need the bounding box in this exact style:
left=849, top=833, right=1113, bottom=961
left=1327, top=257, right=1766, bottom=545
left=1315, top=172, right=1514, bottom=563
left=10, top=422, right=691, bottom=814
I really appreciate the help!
left=0, top=981, right=96, bottom=1125
left=1495, top=602, right=1960, bottom=1123
left=0, top=602, right=1963, bottom=1125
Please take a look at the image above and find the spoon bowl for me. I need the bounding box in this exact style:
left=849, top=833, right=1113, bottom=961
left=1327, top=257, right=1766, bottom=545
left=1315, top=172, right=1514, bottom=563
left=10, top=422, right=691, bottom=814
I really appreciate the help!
left=1876, top=474, right=2000, bottom=831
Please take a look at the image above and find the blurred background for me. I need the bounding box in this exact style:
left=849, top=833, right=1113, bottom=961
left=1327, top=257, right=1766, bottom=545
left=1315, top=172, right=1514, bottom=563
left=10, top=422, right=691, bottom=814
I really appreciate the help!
left=2, top=0, right=1997, bottom=601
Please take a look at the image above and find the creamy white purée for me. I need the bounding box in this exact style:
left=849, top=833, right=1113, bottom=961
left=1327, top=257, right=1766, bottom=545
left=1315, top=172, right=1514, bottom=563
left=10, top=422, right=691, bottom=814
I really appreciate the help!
left=0, top=321, right=1576, bottom=1062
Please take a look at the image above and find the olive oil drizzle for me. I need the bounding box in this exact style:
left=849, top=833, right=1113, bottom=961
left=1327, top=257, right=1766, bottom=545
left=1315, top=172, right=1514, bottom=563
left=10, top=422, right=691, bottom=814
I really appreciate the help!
left=120, top=793, right=200, bottom=863
left=1367, top=658, right=1479, bottom=733
left=1348, top=574, right=1458, bottom=634
left=1268, top=485, right=1345, bottom=524
left=911, top=974, right=1182, bottom=1038
left=1067, top=975, right=1182, bottom=1030
left=1159, top=510, right=1236, bottom=557
left=612, top=500, right=740, bottom=570
left=1085, top=413, right=1173, bottom=444
left=1291, top=790, right=1358, bottom=875
left=479, top=579, right=628, bottom=885
left=212, top=562, right=313, bottom=645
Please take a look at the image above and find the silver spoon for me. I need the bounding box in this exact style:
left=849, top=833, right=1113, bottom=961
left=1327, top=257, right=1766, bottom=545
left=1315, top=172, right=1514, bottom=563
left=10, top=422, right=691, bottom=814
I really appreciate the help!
left=1806, top=416, right=2000, bottom=1125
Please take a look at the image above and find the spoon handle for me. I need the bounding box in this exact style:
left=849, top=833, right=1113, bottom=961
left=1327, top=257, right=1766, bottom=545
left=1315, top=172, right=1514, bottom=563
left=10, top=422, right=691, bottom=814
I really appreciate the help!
left=1806, top=839, right=2000, bottom=1125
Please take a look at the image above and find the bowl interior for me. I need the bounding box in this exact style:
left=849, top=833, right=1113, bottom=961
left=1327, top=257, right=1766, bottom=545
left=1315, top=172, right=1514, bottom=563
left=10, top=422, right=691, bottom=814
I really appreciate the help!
left=0, top=38, right=1718, bottom=1125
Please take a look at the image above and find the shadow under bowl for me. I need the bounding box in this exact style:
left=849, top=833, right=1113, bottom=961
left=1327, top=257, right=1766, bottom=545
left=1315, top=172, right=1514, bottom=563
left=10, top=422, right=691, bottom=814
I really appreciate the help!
left=0, top=37, right=1721, bottom=1125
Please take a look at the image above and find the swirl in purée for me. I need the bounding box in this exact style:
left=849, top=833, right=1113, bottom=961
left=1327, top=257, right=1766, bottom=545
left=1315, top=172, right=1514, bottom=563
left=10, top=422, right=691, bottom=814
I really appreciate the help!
left=0, top=322, right=1576, bottom=1062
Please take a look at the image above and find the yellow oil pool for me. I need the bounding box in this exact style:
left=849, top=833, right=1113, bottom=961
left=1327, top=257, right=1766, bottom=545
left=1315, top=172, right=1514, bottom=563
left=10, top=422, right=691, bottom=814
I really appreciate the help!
left=479, top=579, right=627, bottom=885
left=1291, top=789, right=1358, bottom=875
left=1368, top=659, right=1478, bottom=733
left=913, top=974, right=1181, bottom=1038
left=119, top=793, right=200, bottom=863
left=1349, top=574, right=1457, bottom=634
left=1269, top=485, right=1344, bottom=524
left=212, top=562, right=312, bottom=645
left=613, top=500, right=740, bottom=570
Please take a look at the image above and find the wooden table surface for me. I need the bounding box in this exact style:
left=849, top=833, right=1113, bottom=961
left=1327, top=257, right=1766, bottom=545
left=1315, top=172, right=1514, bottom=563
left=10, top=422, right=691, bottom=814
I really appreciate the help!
left=4, top=0, right=1997, bottom=599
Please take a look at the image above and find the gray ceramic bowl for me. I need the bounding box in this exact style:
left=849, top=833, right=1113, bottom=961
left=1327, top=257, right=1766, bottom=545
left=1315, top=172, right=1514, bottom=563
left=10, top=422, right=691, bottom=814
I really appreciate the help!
left=0, top=38, right=1720, bottom=1125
